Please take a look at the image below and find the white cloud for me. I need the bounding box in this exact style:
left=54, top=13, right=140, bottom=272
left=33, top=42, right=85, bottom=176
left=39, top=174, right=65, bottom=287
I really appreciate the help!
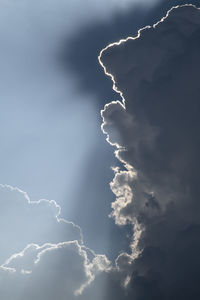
left=0, top=185, right=111, bottom=299
left=0, top=184, right=82, bottom=264
left=0, top=240, right=110, bottom=299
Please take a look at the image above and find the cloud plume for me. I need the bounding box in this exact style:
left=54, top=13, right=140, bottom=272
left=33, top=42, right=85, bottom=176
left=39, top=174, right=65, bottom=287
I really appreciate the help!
left=98, top=4, right=200, bottom=299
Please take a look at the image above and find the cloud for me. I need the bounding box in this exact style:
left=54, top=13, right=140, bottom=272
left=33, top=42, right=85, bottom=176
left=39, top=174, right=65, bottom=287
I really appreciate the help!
left=0, top=185, right=111, bottom=299
left=0, top=184, right=82, bottom=264
left=0, top=241, right=110, bottom=299
left=2, top=3, right=200, bottom=300
left=98, top=4, right=200, bottom=299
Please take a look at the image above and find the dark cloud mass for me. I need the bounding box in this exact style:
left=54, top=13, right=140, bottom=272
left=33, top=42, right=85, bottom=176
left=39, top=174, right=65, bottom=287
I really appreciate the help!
left=61, top=0, right=200, bottom=106
left=57, top=0, right=200, bottom=262
left=98, top=4, right=200, bottom=299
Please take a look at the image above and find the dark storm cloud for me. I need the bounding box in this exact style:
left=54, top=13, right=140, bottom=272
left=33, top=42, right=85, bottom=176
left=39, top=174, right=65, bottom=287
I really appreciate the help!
left=98, top=4, right=200, bottom=299
left=58, top=2, right=200, bottom=260
left=56, top=0, right=174, bottom=261
left=60, top=0, right=200, bottom=107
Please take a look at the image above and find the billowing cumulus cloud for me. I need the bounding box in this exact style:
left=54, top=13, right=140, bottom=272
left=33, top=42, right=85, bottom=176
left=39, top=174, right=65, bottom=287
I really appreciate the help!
left=0, top=186, right=111, bottom=299
left=0, top=241, right=110, bottom=299
left=0, top=184, right=82, bottom=264
left=98, top=4, right=200, bottom=299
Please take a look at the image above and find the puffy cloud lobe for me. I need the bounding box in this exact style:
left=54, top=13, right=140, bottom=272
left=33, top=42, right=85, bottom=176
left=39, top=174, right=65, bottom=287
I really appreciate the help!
left=0, top=241, right=110, bottom=300
left=99, top=4, right=200, bottom=299
left=0, top=185, right=111, bottom=299
left=0, top=184, right=82, bottom=264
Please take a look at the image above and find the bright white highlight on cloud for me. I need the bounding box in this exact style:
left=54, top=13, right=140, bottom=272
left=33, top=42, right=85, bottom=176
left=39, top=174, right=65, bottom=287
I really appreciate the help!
left=0, top=240, right=110, bottom=299
left=0, top=184, right=82, bottom=264
left=0, top=185, right=111, bottom=299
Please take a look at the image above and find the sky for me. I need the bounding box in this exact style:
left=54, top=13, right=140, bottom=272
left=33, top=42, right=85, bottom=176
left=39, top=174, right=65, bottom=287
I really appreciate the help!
left=1, top=0, right=200, bottom=299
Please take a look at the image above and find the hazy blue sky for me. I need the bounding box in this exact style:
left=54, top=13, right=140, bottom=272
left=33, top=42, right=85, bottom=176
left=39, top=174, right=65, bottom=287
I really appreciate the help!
left=0, top=0, right=161, bottom=258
